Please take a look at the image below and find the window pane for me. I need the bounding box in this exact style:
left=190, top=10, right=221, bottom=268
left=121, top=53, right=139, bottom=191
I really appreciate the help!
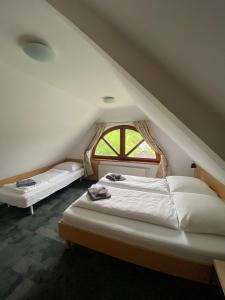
left=128, top=141, right=156, bottom=159
left=104, top=129, right=120, bottom=153
left=125, top=129, right=143, bottom=154
left=95, top=139, right=117, bottom=156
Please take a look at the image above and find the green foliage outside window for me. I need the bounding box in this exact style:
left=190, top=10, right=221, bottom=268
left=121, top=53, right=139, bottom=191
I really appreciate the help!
left=94, top=126, right=157, bottom=160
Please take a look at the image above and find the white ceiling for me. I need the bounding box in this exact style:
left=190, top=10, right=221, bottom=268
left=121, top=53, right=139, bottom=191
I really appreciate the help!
left=1, top=0, right=225, bottom=183
left=81, top=0, right=225, bottom=119
left=0, top=0, right=134, bottom=109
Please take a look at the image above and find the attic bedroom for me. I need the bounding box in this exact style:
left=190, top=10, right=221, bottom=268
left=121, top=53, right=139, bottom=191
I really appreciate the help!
left=0, top=1, right=225, bottom=299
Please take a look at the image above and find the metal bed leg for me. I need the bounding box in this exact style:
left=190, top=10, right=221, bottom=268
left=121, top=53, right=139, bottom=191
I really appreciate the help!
left=7, top=204, right=10, bottom=208
left=30, top=205, right=34, bottom=215
left=80, top=176, right=83, bottom=182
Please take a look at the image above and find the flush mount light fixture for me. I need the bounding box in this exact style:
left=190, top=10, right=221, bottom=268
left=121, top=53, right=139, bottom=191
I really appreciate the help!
left=102, top=96, right=115, bottom=104
left=22, top=41, right=55, bottom=62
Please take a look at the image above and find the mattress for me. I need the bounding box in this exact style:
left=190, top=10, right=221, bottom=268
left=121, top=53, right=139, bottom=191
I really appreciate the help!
left=99, top=174, right=169, bottom=194
left=74, top=187, right=178, bottom=229
left=3, top=169, right=68, bottom=194
left=63, top=204, right=225, bottom=264
left=0, top=168, right=84, bottom=208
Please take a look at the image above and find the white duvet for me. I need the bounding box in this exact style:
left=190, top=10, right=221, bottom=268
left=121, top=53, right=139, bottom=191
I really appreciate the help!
left=74, top=186, right=178, bottom=229
left=3, top=169, right=69, bottom=194
left=99, top=174, right=169, bottom=194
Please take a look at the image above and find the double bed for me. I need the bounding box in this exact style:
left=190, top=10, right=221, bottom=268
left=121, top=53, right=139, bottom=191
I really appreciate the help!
left=59, top=167, right=225, bottom=283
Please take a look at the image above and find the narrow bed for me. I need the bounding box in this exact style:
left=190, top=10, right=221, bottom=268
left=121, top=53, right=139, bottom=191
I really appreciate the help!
left=59, top=167, right=225, bottom=283
left=0, top=162, right=84, bottom=214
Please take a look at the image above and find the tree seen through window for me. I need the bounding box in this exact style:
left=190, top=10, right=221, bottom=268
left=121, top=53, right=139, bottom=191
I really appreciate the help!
left=93, top=125, right=160, bottom=162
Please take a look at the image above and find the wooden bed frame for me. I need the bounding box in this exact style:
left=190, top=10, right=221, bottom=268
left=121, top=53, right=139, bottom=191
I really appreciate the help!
left=58, top=167, right=225, bottom=283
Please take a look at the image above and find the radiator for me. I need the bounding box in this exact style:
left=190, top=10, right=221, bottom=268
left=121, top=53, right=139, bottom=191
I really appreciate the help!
left=98, top=163, right=146, bottom=179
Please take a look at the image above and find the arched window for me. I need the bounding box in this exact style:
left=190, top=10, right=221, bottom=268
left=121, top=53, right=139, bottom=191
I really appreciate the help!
left=93, top=125, right=160, bottom=163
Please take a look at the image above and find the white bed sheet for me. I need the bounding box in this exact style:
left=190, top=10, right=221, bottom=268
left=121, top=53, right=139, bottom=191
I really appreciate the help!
left=99, top=174, right=169, bottom=194
left=0, top=168, right=84, bottom=208
left=63, top=204, right=225, bottom=264
left=3, top=169, right=69, bottom=194
left=74, top=186, right=178, bottom=229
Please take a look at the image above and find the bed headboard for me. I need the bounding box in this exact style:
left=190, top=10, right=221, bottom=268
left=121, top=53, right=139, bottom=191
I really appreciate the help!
left=196, top=167, right=225, bottom=201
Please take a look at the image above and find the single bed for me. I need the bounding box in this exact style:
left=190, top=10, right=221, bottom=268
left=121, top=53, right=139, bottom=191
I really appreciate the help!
left=59, top=167, right=225, bottom=283
left=0, top=162, right=84, bottom=214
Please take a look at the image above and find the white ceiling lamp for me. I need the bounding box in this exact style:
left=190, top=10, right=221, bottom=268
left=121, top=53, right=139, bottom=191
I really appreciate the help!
left=22, top=41, right=55, bottom=62
left=102, top=96, right=115, bottom=104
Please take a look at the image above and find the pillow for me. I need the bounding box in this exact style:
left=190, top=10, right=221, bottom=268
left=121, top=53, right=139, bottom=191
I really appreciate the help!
left=53, top=162, right=82, bottom=172
left=166, top=176, right=216, bottom=196
left=173, top=193, right=225, bottom=236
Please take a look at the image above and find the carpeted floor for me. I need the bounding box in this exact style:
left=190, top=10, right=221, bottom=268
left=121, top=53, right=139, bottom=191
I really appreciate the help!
left=0, top=179, right=223, bottom=300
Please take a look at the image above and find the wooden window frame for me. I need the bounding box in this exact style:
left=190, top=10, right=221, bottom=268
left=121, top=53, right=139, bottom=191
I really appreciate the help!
left=92, top=125, right=160, bottom=163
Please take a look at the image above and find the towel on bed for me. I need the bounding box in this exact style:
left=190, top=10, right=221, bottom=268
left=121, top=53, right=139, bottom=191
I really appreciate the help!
left=74, top=186, right=178, bottom=229
left=16, top=179, right=36, bottom=187
left=3, top=181, right=48, bottom=194
left=2, top=169, right=70, bottom=195
left=100, top=174, right=169, bottom=194
left=106, top=173, right=126, bottom=181
left=88, top=184, right=111, bottom=201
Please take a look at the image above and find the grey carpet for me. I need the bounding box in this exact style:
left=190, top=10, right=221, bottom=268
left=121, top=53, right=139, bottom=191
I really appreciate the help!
left=0, top=180, right=223, bottom=300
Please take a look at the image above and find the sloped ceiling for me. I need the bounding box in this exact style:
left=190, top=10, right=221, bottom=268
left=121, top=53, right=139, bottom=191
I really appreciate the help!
left=0, top=0, right=134, bottom=109
left=0, top=0, right=137, bottom=178
left=47, top=0, right=225, bottom=159
left=47, top=0, right=225, bottom=183
left=0, top=0, right=225, bottom=183
left=81, top=0, right=225, bottom=120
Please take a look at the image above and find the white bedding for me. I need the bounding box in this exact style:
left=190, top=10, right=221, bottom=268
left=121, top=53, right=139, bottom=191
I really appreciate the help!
left=74, top=186, right=178, bottom=229
left=32, top=169, right=70, bottom=183
left=63, top=205, right=225, bottom=264
left=62, top=174, right=225, bottom=264
left=3, top=169, right=69, bottom=194
left=0, top=168, right=84, bottom=208
left=3, top=181, right=48, bottom=194
left=99, top=174, right=169, bottom=194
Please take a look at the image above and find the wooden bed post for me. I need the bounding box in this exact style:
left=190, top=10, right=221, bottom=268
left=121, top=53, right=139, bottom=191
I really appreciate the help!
left=65, top=240, right=72, bottom=249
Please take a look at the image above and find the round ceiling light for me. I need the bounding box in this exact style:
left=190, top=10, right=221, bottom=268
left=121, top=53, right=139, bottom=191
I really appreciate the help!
left=22, top=41, right=55, bottom=62
left=102, top=96, right=115, bottom=104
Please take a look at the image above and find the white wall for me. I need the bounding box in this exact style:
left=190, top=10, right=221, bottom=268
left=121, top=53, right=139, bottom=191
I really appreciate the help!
left=0, top=61, right=99, bottom=180
left=152, top=124, right=194, bottom=176
left=68, top=106, right=194, bottom=176
left=0, top=62, right=193, bottom=180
